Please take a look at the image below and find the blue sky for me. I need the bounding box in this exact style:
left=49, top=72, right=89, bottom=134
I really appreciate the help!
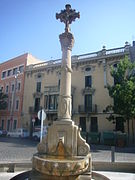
left=0, top=0, right=135, bottom=63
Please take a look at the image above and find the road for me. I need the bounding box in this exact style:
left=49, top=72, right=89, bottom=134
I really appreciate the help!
left=0, top=137, right=135, bottom=163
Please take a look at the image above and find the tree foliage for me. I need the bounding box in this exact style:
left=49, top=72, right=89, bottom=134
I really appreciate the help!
left=106, top=56, right=135, bottom=141
left=107, top=56, right=135, bottom=121
left=0, top=91, right=8, bottom=110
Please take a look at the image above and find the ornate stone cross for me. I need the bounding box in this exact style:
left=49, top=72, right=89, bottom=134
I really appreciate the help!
left=56, top=5, right=80, bottom=121
left=56, top=4, right=80, bottom=32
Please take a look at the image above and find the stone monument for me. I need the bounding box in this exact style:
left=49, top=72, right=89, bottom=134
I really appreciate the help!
left=10, top=5, right=111, bottom=180
left=31, top=4, right=92, bottom=180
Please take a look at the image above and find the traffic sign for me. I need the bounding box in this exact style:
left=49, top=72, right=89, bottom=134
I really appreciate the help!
left=37, top=109, right=46, bottom=142
left=38, top=109, right=46, bottom=121
left=32, top=118, right=35, bottom=123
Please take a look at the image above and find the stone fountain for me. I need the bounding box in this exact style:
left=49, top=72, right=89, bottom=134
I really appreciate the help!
left=11, top=5, right=110, bottom=180
left=31, top=4, right=92, bottom=180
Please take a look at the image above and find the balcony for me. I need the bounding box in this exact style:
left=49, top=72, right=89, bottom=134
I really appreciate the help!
left=45, top=107, right=58, bottom=114
left=33, top=92, right=43, bottom=98
left=44, top=86, right=59, bottom=94
left=44, top=86, right=76, bottom=94
left=29, top=106, right=41, bottom=114
left=82, top=87, right=95, bottom=95
left=78, top=104, right=98, bottom=114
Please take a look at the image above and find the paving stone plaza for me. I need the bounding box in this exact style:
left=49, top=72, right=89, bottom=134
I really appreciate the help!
left=0, top=138, right=135, bottom=163
left=0, top=137, right=135, bottom=179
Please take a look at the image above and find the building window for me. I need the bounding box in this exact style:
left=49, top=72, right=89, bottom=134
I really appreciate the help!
left=85, top=76, right=92, bottom=87
left=1, top=119, right=4, bottom=130
left=19, top=65, right=24, bottom=73
left=49, top=95, right=58, bottom=110
left=36, top=82, right=41, bottom=92
left=8, top=100, right=12, bottom=110
left=44, top=95, right=48, bottom=109
left=6, top=85, right=9, bottom=93
left=7, top=120, right=10, bottom=131
left=80, top=117, right=86, bottom=132
left=37, top=73, right=41, bottom=78
left=11, top=84, right=15, bottom=92
left=17, top=82, right=21, bottom=91
left=113, top=63, right=119, bottom=85
left=58, top=79, right=61, bottom=88
left=85, top=94, right=92, bottom=112
left=85, top=67, right=91, bottom=72
left=44, top=95, right=58, bottom=110
left=34, top=98, right=40, bottom=112
left=113, top=63, right=117, bottom=69
left=0, top=86, right=4, bottom=92
left=90, top=117, right=98, bottom=132
left=13, top=68, right=18, bottom=75
left=15, top=100, right=19, bottom=110
left=7, top=69, right=12, bottom=77
left=13, top=120, right=17, bottom=130
left=2, top=71, right=6, bottom=79
left=116, top=117, right=124, bottom=133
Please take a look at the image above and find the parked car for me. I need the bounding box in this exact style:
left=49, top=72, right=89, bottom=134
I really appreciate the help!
left=0, top=128, right=7, bottom=137
left=7, top=128, right=29, bottom=138
left=32, top=126, right=47, bottom=141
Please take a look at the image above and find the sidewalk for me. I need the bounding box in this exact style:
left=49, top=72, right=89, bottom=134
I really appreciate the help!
left=91, top=144, right=135, bottom=162
left=98, top=171, right=135, bottom=180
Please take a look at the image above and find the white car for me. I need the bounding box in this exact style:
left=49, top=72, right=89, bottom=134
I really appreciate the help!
left=7, top=128, right=29, bottom=138
left=32, top=126, right=47, bottom=141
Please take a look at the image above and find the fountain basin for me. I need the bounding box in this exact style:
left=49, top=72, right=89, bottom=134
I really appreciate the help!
left=32, top=153, right=91, bottom=177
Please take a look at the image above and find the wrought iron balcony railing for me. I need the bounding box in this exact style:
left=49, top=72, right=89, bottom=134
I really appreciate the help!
left=78, top=104, right=98, bottom=113
left=29, top=106, right=41, bottom=114
left=82, top=87, right=95, bottom=95
left=44, top=86, right=76, bottom=94
left=33, top=92, right=43, bottom=98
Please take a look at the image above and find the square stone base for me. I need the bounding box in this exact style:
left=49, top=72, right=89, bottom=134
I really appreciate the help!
left=48, top=120, right=78, bottom=156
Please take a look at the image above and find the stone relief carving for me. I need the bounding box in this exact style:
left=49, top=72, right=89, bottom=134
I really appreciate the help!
left=61, top=65, right=72, bottom=73
left=58, top=96, right=71, bottom=119
left=77, top=129, right=90, bottom=156
left=59, top=32, right=74, bottom=51
left=37, top=135, right=48, bottom=154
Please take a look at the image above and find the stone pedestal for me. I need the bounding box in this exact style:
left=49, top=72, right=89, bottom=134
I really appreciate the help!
left=47, top=120, right=90, bottom=156
left=48, top=121, right=77, bottom=156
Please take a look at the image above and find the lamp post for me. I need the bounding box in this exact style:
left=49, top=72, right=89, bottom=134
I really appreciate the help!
left=10, top=71, right=20, bottom=131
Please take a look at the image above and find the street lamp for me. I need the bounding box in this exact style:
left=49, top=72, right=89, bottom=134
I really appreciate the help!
left=10, top=70, right=20, bottom=131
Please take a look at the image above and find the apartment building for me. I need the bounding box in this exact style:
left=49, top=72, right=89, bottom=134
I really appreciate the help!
left=0, top=53, right=41, bottom=131
left=22, top=42, right=135, bottom=138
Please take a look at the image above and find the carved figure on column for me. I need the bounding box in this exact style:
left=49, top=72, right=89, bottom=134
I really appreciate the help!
left=59, top=32, right=74, bottom=51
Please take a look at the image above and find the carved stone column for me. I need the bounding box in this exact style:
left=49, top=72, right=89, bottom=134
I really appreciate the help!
left=58, top=32, right=74, bottom=121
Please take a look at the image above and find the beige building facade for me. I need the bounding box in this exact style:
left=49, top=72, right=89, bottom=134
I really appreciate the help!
left=22, top=42, right=135, bottom=140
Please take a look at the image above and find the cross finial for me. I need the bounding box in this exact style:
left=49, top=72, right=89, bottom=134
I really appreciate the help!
left=56, top=4, right=80, bottom=33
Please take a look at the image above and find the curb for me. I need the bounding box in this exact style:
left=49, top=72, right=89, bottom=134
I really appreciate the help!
left=92, top=161, right=135, bottom=173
